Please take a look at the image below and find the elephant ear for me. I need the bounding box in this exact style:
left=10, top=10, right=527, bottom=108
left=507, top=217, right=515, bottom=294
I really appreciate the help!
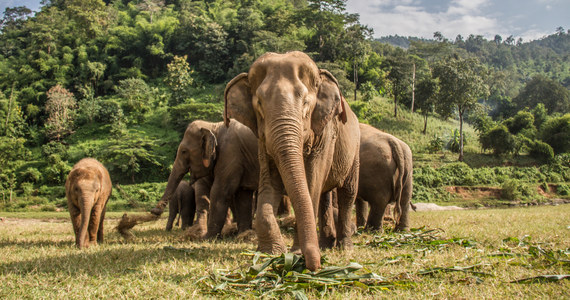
left=224, top=73, right=257, bottom=135
left=311, top=69, right=347, bottom=135
left=200, top=128, right=217, bottom=168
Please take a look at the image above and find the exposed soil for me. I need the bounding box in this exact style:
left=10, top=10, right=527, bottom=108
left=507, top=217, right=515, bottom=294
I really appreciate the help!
left=443, top=185, right=570, bottom=208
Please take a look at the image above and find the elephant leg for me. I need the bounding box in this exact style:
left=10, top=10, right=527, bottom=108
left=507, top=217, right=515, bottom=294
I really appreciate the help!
left=97, top=205, right=106, bottom=243
left=335, top=160, right=359, bottom=250
left=88, top=204, right=103, bottom=246
left=206, top=179, right=238, bottom=239
left=187, top=188, right=196, bottom=227
left=166, top=198, right=178, bottom=231
left=365, top=196, right=389, bottom=232
left=68, top=201, right=81, bottom=240
left=255, top=154, right=287, bottom=254
left=234, top=189, right=253, bottom=233
left=355, top=197, right=368, bottom=228
left=185, top=178, right=211, bottom=240
left=395, top=179, right=412, bottom=232
left=318, top=190, right=336, bottom=249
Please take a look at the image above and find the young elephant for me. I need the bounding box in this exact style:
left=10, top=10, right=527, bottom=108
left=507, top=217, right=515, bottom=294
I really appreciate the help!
left=355, top=124, right=413, bottom=232
left=66, top=158, right=112, bottom=249
left=151, top=120, right=259, bottom=239
left=166, top=181, right=196, bottom=231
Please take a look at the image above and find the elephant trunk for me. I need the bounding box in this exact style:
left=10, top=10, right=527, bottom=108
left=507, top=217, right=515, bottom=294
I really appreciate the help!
left=269, top=120, right=321, bottom=271
left=152, top=160, right=187, bottom=216
left=77, top=193, right=94, bottom=248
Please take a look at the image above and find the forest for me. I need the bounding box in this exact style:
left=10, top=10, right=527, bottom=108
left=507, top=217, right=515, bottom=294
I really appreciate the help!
left=0, top=0, right=569, bottom=210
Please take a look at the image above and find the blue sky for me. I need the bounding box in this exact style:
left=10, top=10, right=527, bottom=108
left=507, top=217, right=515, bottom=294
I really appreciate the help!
left=1, top=0, right=568, bottom=42
left=346, top=0, right=570, bottom=41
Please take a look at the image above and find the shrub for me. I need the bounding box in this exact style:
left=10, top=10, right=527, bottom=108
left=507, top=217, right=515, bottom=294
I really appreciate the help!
left=168, top=102, right=223, bottom=134
left=97, top=99, right=124, bottom=124
left=480, top=125, right=516, bottom=155
left=41, top=141, right=69, bottom=160
left=115, top=78, right=152, bottom=123
left=540, top=113, right=570, bottom=154
left=556, top=184, right=569, bottom=196
left=427, top=135, right=444, bottom=153
left=44, top=154, right=71, bottom=184
left=501, top=179, right=539, bottom=201
left=20, top=167, right=42, bottom=184
left=360, top=82, right=378, bottom=102
left=529, top=140, right=554, bottom=162
left=504, top=110, right=535, bottom=135
left=20, top=182, right=35, bottom=197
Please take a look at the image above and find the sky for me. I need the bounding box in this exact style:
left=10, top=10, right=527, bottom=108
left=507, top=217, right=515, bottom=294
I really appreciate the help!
left=1, top=0, right=569, bottom=42
left=346, top=0, right=570, bottom=42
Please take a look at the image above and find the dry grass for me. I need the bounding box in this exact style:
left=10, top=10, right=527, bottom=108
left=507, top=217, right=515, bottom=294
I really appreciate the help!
left=1, top=205, right=569, bottom=298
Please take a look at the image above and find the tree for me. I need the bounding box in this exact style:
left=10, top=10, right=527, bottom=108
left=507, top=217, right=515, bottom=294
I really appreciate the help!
left=415, top=76, right=439, bottom=134
left=164, top=55, right=194, bottom=106
left=433, top=56, right=489, bottom=161
left=513, top=75, right=570, bottom=114
left=44, top=85, right=77, bottom=141
left=383, top=49, right=414, bottom=118
left=540, top=114, right=570, bottom=154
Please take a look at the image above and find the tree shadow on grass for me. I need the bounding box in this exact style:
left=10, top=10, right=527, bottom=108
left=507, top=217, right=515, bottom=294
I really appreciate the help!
left=0, top=225, right=254, bottom=277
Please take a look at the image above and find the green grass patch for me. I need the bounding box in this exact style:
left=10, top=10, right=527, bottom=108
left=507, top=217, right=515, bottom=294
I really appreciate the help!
left=1, top=205, right=568, bottom=298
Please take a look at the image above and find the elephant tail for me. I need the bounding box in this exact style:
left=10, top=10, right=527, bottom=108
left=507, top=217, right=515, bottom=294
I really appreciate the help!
left=389, top=137, right=406, bottom=224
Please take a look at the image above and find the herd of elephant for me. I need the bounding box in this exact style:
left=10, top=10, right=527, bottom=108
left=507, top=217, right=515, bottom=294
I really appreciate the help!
left=64, top=51, right=413, bottom=271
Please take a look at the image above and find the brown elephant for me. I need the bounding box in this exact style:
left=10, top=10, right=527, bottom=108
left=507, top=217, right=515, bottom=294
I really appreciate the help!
left=65, top=158, right=112, bottom=249
left=355, top=124, right=413, bottom=232
left=224, top=51, right=360, bottom=271
left=151, top=120, right=259, bottom=238
left=166, top=180, right=196, bottom=231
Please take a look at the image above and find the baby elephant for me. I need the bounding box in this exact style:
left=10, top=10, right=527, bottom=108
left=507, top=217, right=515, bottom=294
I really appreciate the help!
left=166, top=181, right=196, bottom=231
left=65, top=158, right=112, bottom=248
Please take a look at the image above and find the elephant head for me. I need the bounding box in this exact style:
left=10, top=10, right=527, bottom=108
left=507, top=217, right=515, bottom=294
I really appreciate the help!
left=224, top=51, right=348, bottom=271
left=151, top=121, right=218, bottom=215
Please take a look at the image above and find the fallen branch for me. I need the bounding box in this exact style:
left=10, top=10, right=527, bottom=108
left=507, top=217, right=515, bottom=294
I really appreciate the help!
left=116, top=212, right=160, bottom=239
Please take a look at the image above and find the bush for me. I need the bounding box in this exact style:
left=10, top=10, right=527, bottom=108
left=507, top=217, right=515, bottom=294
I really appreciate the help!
left=115, top=78, right=152, bottom=124
left=556, top=184, right=569, bottom=196
left=168, top=102, right=223, bottom=134
left=529, top=140, right=554, bottom=162
left=20, top=182, right=36, bottom=196
left=504, top=110, right=535, bottom=135
left=501, top=179, right=539, bottom=202
left=480, top=125, right=516, bottom=155
left=427, top=135, right=444, bottom=153
left=540, top=114, right=570, bottom=154
left=44, top=154, right=71, bottom=184
left=20, top=167, right=42, bottom=184
left=97, top=98, right=124, bottom=124
left=41, top=141, right=69, bottom=160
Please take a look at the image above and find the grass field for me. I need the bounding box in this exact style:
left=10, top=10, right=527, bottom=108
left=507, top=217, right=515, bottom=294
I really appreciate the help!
left=1, top=205, right=569, bottom=299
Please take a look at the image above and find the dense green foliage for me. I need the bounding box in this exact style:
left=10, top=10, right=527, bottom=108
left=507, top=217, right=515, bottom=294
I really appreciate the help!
left=0, top=0, right=568, bottom=210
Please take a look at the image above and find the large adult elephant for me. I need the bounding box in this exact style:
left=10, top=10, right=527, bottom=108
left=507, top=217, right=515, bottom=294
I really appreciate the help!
left=355, top=124, right=413, bottom=232
left=150, top=120, right=259, bottom=238
left=224, top=51, right=360, bottom=271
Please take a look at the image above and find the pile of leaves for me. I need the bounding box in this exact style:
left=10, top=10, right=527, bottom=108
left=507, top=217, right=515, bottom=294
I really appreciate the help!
left=199, top=251, right=399, bottom=298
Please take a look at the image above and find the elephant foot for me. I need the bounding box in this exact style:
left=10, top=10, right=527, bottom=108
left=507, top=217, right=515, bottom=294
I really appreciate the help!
left=303, top=245, right=322, bottom=271
left=184, top=224, right=207, bottom=241
left=150, top=207, right=164, bottom=216
left=319, top=235, right=336, bottom=249
left=336, top=237, right=354, bottom=251
left=257, top=242, right=287, bottom=255
left=236, top=230, right=256, bottom=243
left=221, top=222, right=238, bottom=238
left=395, top=225, right=410, bottom=232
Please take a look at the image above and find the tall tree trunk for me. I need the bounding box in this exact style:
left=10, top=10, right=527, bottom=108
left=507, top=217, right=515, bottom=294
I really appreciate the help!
left=353, top=60, right=358, bottom=101
left=4, top=83, right=16, bottom=135
left=422, top=114, right=428, bottom=134
left=411, top=63, right=416, bottom=112
left=458, top=109, right=464, bottom=162
left=394, top=94, right=398, bottom=118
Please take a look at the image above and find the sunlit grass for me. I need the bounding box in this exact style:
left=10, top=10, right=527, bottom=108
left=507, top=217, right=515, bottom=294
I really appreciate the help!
left=1, top=205, right=568, bottom=298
